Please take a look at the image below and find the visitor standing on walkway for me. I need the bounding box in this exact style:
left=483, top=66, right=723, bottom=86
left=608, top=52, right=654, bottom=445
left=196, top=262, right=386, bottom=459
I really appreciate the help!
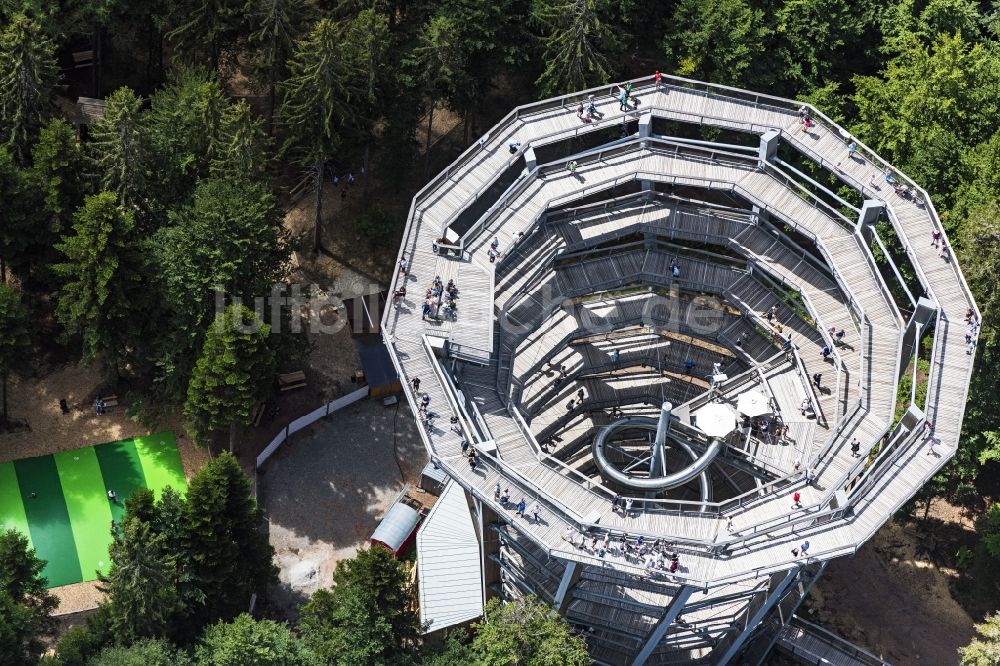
left=517, top=498, right=526, bottom=517
left=850, top=438, right=861, bottom=458
left=624, top=497, right=634, bottom=517
left=812, top=373, right=822, bottom=388
left=531, top=502, right=541, bottom=523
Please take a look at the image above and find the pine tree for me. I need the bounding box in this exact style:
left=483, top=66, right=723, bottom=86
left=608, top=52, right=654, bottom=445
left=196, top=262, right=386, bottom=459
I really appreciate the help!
left=247, top=0, right=306, bottom=133
left=299, top=548, right=419, bottom=665
left=52, top=191, right=146, bottom=375
left=96, top=517, right=183, bottom=643
left=183, top=304, right=275, bottom=451
left=88, top=87, right=148, bottom=218
left=30, top=117, right=87, bottom=243
left=532, top=0, right=617, bottom=96
left=0, top=284, right=30, bottom=427
left=0, top=13, right=57, bottom=164
left=209, top=100, right=271, bottom=182
left=279, top=18, right=355, bottom=253
left=0, top=529, right=58, bottom=665
left=0, top=147, right=39, bottom=280
left=183, top=453, right=277, bottom=629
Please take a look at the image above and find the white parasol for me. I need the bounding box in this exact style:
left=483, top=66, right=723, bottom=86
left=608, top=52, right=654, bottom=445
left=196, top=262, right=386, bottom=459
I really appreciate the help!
left=737, top=390, right=771, bottom=418
left=693, top=402, right=737, bottom=438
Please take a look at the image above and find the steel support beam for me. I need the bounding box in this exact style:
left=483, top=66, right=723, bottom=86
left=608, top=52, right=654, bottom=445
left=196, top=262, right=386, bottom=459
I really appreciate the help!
left=715, top=567, right=801, bottom=666
left=859, top=199, right=884, bottom=228
left=758, top=129, right=779, bottom=165
left=630, top=585, right=695, bottom=666
left=552, top=560, right=580, bottom=613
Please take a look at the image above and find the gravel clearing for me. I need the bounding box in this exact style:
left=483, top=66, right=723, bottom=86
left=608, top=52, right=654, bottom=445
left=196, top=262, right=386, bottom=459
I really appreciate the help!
left=258, top=396, right=427, bottom=619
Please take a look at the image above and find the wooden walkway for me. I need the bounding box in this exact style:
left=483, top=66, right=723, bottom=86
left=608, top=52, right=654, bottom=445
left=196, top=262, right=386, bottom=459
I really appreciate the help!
left=382, top=75, right=977, bottom=589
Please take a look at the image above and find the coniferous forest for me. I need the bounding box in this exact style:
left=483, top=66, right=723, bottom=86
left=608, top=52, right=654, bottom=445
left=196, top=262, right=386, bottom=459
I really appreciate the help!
left=4, top=0, right=1000, bottom=663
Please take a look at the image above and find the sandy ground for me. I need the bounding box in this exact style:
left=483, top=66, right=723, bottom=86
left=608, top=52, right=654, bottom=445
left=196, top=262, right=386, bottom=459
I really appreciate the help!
left=1, top=364, right=208, bottom=477
left=257, top=397, right=428, bottom=620
left=0, top=363, right=212, bottom=615
left=811, top=511, right=975, bottom=666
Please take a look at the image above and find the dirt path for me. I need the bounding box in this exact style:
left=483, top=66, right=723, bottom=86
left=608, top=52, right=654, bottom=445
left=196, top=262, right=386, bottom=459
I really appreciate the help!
left=811, top=519, right=974, bottom=666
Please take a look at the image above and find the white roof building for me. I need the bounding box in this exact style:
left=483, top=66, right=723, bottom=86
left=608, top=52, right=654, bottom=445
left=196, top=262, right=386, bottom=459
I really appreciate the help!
left=416, top=480, right=484, bottom=633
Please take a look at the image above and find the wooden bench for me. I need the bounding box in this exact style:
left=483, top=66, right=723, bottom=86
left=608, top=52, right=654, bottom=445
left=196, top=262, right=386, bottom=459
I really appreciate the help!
left=277, top=371, right=307, bottom=392
left=253, top=401, right=267, bottom=427
left=100, top=395, right=119, bottom=408
left=72, top=50, right=94, bottom=68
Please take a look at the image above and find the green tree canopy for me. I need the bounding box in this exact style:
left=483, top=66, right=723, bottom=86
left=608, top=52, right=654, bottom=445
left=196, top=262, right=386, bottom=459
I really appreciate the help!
left=151, top=176, right=289, bottom=398
left=852, top=32, right=1000, bottom=205
left=89, top=638, right=193, bottom=666
left=183, top=304, right=275, bottom=450
left=919, top=0, right=983, bottom=39
left=96, top=516, right=186, bottom=643
left=0, top=529, right=57, bottom=665
left=52, top=191, right=148, bottom=375
left=30, top=118, right=87, bottom=244
left=143, top=68, right=230, bottom=216
left=663, top=0, right=771, bottom=88
left=0, top=283, right=30, bottom=425
left=299, top=547, right=419, bottom=666
left=246, top=0, right=307, bottom=129
left=183, top=452, right=277, bottom=628
left=0, top=146, right=40, bottom=279
left=196, top=614, right=319, bottom=666
left=774, top=0, right=863, bottom=89
left=960, top=612, right=1000, bottom=665
left=532, top=0, right=617, bottom=96
left=279, top=18, right=356, bottom=251
left=209, top=100, right=271, bottom=182
left=164, top=0, right=246, bottom=71
left=88, top=87, right=149, bottom=218
left=470, top=596, right=590, bottom=665
left=0, top=13, right=57, bottom=163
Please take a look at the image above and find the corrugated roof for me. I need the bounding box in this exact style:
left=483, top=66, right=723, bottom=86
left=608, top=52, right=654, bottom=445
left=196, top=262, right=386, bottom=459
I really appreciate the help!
left=417, top=480, right=484, bottom=633
left=371, top=501, right=420, bottom=553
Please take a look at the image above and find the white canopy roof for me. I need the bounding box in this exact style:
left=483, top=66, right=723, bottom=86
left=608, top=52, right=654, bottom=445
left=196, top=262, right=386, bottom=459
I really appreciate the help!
left=417, top=480, right=484, bottom=633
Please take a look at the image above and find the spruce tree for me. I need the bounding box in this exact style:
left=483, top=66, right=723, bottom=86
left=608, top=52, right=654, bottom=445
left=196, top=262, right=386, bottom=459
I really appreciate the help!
left=97, top=517, right=183, bottom=643
left=209, top=100, right=271, bottom=182
left=30, top=118, right=87, bottom=244
left=52, top=191, right=146, bottom=375
left=0, top=284, right=30, bottom=427
left=532, top=0, right=617, bottom=96
left=183, top=453, right=277, bottom=629
left=0, top=13, right=57, bottom=164
left=279, top=18, right=354, bottom=252
left=88, top=87, right=148, bottom=218
left=183, top=305, right=275, bottom=452
left=0, top=529, right=57, bottom=665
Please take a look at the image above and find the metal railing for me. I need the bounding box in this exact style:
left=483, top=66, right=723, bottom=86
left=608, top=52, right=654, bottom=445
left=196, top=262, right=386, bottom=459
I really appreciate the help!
left=379, top=73, right=976, bottom=583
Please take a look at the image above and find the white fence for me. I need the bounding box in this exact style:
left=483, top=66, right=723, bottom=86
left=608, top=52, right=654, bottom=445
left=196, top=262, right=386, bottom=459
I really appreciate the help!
left=255, top=386, right=370, bottom=468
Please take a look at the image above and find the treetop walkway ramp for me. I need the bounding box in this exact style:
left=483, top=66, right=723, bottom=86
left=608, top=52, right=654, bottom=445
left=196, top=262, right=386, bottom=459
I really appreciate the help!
left=382, top=74, right=977, bottom=596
